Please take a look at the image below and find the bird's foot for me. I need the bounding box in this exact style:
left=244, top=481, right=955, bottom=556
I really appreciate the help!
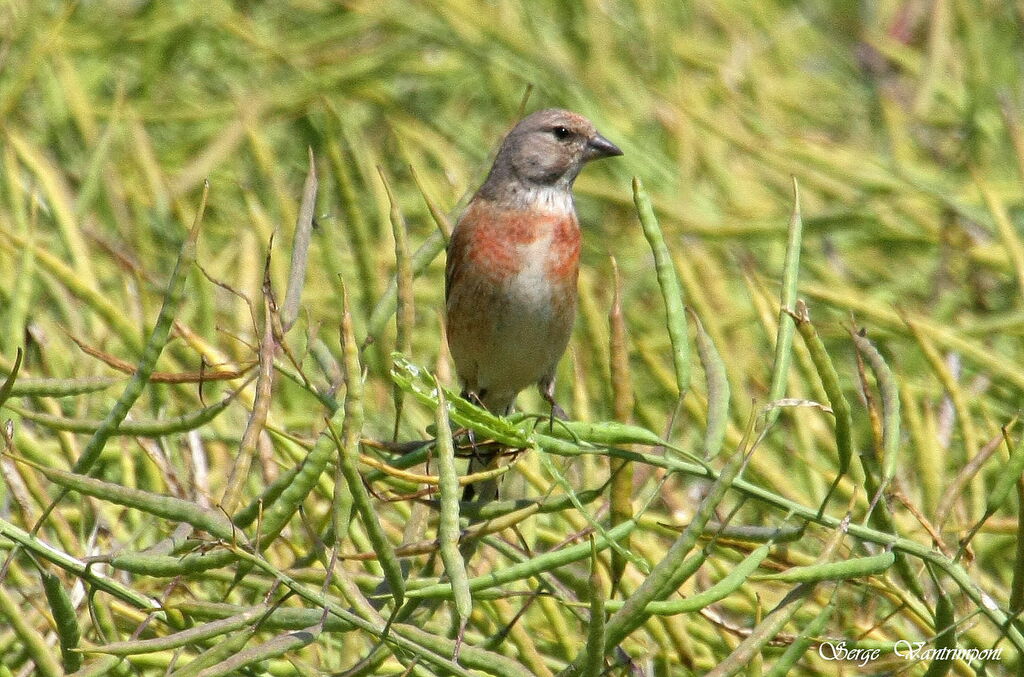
left=539, top=378, right=568, bottom=431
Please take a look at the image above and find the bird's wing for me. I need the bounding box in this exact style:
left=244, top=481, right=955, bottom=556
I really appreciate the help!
left=444, top=203, right=481, bottom=301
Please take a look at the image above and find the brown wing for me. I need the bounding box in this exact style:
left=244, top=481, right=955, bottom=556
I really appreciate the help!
left=445, top=201, right=484, bottom=301
left=445, top=222, right=466, bottom=301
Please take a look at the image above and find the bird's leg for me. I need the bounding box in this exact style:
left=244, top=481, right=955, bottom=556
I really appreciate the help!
left=538, top=377, right=568, bottom=431
left=460, top=388, right=482, bottom=453
left=462, top=388, right=487, bottom=501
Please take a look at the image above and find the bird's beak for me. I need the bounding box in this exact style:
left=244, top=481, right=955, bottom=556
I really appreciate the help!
left=585, top=133, right=623, bottom=160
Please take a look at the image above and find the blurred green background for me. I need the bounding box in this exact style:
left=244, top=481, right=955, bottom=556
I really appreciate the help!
left=2, top=0, right=1024, bottom=674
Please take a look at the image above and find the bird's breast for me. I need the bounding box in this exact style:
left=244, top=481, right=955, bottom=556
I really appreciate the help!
left=459, top=201, right=581, bottom=285
left=445, top=197, right=581, bottom=398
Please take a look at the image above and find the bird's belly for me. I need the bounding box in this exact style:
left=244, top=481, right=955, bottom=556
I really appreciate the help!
left=447, top=241, right=577, bottom=401
left=484, top=262, right=574, bottom=381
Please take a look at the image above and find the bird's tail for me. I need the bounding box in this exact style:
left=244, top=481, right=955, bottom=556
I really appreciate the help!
left=461, top=389, right=515, bottom=502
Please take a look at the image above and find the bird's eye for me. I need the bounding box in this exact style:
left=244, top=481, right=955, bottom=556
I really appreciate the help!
left=551, top=125, right=571, bottom=140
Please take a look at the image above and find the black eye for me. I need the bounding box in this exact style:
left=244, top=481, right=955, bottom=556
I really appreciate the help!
left=552, top=125, right=571, bottom=140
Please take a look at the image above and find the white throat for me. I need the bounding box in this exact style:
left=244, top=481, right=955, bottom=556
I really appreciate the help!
left=523, top=185, right=575, bottom=215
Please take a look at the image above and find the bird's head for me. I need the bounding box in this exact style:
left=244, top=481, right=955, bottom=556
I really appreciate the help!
left=485, top=109, right=622, bottom=193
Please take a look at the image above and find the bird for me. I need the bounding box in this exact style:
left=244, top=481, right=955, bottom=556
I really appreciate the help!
left=444, top=108, right=623, bottom=500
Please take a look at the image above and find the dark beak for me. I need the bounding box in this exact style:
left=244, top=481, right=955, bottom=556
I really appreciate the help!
left=586, top=132, right=623, bottom=160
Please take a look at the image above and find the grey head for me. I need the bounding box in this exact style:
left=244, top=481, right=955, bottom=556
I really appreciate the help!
left=477, top=109, right=622, bottom=202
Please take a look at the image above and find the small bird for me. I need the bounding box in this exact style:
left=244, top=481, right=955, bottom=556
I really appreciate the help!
left=445, top=108, right=623, bottom=500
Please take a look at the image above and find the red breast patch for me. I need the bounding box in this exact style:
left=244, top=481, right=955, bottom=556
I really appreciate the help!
left=453, top=201, right=581, bottom=282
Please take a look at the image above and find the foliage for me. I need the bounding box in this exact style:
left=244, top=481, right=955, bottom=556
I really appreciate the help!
left=1, top=0, right=1024, bottom=674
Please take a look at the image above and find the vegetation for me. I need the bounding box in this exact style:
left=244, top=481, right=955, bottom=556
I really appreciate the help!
left=1, top=1, right=1023, bottom=674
